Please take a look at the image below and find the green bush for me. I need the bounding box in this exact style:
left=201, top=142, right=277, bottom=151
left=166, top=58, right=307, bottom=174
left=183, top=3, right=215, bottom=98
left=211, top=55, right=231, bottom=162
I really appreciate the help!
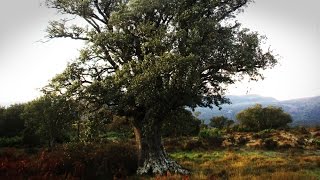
left=314, top=139, right=320, bottom=148
left=230, top=124, right=249, bottom=132
left=182, top=139, right=204, bottom=151
left=0, top=104, right=25, bottom=137
left=253, top=129, right=274, bottom=139
left=199, top=128, right=221, bottom=139
left=209, top=116, right=234, bottom=129
left=61, top=142, right=138, bottom=179
left=236, top=104, right=292, bottom=131
left=22, top=127, right=42, bottom=147
left=0, top=136, right=22, bottom=147
left=199, top=128, right=223, bottom=146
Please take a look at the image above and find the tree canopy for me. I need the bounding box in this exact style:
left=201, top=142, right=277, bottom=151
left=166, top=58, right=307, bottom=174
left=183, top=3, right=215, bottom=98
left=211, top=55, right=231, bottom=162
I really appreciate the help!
left=0, top=104, right=25, bottom=137
left=43, top=0, right=277, bottom=175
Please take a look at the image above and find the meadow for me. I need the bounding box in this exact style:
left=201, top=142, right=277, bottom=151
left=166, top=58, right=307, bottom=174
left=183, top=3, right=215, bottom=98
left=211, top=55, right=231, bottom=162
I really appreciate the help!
left=1, top=127, right=320, bottom=179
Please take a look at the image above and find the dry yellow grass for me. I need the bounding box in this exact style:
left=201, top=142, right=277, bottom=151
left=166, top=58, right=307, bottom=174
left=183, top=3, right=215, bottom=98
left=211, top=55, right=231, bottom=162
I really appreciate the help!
left=135, top=149, right=320, bottom=180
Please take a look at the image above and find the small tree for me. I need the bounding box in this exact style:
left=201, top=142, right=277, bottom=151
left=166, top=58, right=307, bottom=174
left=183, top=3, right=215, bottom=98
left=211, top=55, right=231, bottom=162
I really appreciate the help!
left=209, top=116, right=234, bottom=129
left=236, top=104, right=292, bottom=131
left=23, top=95, right=77, bottom=147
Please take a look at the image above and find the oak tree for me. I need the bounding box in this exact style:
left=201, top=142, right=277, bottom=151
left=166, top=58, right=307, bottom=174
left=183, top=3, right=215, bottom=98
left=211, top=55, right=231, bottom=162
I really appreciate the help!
left=44, top=0, right=277, bottom=174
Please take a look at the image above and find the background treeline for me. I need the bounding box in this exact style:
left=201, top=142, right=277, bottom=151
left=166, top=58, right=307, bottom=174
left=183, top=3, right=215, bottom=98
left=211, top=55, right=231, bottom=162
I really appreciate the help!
left=2, top=96, right=319, bottom=179
left=0, top=95, right=202, bottom=148
left=0, top=94, right=294, bottom=148
left=195, top=95, right=320, bottom=126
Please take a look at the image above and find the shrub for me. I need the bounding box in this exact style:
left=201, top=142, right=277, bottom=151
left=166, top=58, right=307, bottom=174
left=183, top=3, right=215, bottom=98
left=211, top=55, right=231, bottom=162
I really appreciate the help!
left=236, top=104, right=292, bottom=131
left=199, top=128, right=221, bottom=139
left=253, top=129, right=273, bottom=139
left=0, top=136, right=22, bottom=147
left=22, top=127, right=42, bottom=147
left=209, top=116, right=234, bottom=129
left=293, top=126, right=309, bottom=135
left=237, top=136, right=249, bottom=146
left=263, top=138, right=278, bottom=150
left=182, top=139, right=204, bottom=151
left=199, top=128, right=223, bottom=146
left=61, top=142, right=138, bottom=179
left=314, top=139, right=320, bottom=149
left=230, top=124, right=248, bottom=132
left=0, top=104, right=25, bottom=137
left=0, top=142, right=138, bottom=179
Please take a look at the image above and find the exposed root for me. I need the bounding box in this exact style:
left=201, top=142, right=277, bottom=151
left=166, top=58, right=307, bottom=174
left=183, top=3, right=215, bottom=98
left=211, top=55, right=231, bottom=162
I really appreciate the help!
left=136, top=151, right=190, bottom=175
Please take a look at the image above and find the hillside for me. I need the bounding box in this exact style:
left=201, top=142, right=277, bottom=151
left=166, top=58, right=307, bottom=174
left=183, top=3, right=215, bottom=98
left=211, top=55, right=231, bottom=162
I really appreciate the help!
left=195, top=95, right=320, bottom=126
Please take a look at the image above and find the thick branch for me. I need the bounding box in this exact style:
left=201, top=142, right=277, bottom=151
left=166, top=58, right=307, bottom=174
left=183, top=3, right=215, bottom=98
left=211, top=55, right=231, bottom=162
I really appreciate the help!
left=93, top=0, right=108, bottom=24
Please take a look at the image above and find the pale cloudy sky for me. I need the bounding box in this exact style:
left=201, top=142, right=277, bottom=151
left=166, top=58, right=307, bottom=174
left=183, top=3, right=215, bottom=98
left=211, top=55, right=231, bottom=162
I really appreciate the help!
left=0, top=0, right=319, bottom=106
left=230, top=0, right=320, bottom=100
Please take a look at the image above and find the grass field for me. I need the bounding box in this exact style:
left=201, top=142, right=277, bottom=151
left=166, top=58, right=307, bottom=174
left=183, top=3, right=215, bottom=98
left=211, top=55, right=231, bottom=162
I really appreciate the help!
left=136, top=148, right=320, bottom=179
left=1, top=127, right=320, bottom=179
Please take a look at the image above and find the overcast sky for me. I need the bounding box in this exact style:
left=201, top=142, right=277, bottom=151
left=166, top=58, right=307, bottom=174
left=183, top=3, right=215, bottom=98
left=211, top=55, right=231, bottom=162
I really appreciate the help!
left=0, top=0, right=319, bottom=106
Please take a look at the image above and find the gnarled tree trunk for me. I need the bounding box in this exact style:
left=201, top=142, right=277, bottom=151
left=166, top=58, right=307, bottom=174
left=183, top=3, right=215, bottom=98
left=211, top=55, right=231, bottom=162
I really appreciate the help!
left=132, top=112, right=189, bottom=175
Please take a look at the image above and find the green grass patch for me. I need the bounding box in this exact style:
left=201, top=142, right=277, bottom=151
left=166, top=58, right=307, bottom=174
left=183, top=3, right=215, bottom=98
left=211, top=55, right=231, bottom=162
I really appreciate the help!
left=305, top=168, right=320, bottom=179
left=170, top=150, right=224, bottom=161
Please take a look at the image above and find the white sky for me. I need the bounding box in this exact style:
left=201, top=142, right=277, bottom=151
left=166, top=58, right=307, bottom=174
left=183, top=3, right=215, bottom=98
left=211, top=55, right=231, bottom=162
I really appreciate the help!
left=0, top=0, right=319, bottom=106
left=229, top=0, right=320, bottom=100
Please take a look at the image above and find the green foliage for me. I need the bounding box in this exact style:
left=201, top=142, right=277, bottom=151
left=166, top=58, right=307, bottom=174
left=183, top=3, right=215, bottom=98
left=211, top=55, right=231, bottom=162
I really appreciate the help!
left=22, top=127, right=42, bottom=147
left=314, top=139, right=320, bottom=149
left=253, top=129, right=274, bottom=139
left=199, top=128, right=221, bottom=139
left=0, top=136, right=23, bottom=147
left=236, top=104, right=292, bottom=131
left=162, top=109, right=201, bottom=137
left=43, top=0, right=278, bottom=173
left=209, top=116, right=234, bottom=129
left=198, top=128, right=223, bottom=146
left=43, top=0, right=277, bottom=133
left=104, top=116, right=133, bottom=140
left=0, top=104, right=25, bottom=137
left=22, top=95, right=78, bottom=147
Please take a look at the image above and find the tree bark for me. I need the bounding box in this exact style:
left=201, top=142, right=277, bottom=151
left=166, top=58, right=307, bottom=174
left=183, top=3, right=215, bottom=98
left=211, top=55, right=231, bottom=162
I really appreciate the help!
left=132, top=113, right=189, bottom=175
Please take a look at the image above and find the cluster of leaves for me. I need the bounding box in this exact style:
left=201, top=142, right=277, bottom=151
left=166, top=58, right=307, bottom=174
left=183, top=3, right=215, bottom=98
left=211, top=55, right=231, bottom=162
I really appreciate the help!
left=0, top=104, right=25, bottom=138
left=0, top=95, right=202, bottom=149
left=198, top=128, right=223, bottom=146
left=22, top=95, right=78, bottom=147
left=236, top=104, right=292, bottom=131
left=0, top=142, right=137, bottom=179
left=0, top=136, right=23, bottom=148
left=162, top=108, right=201, bottom=137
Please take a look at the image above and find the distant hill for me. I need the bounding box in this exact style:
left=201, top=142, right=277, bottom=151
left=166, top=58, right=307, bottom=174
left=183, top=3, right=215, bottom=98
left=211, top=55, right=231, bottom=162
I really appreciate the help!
left=195, top=95, right=320, bottom=126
